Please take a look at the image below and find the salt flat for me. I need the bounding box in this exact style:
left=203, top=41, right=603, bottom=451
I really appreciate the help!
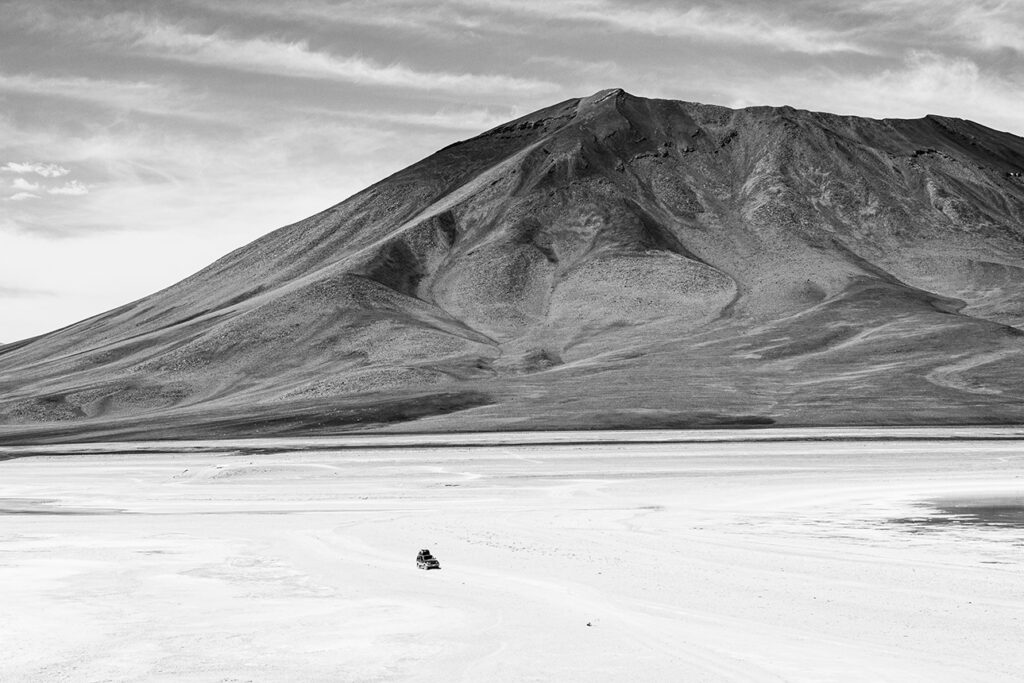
left=2, top=434, right=1023, bottom=681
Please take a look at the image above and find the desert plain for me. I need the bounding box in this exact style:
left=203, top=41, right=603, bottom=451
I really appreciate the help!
left=2, top=428, right=1023, bottom=681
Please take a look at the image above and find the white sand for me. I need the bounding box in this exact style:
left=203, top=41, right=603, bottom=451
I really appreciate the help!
left=2, top=435, right=1023, bottom=681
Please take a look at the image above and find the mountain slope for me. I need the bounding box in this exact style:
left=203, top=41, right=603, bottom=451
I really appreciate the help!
left=4, top=88, right=1024, bottom=441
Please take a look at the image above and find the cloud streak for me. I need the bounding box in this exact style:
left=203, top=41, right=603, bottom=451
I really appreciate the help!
left=20, top=8, right=558, bottom=97
left=2, top=161, right=70, bottom=177
left=0, top=71, right=184, bottom=113
left=295, top=104, right=518, bottom=132
left=858, top=0, right=1024, bottom=54
left=469, top=0, right=872, bottom=54
left=713, top=50, right=1024, bottom=135
left=47, top=180, right=90, bottom=196
left=202, top=0, right=872, bottom=54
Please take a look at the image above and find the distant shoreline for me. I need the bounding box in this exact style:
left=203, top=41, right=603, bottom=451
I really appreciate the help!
left=3, top=425, right=1024, bottom=460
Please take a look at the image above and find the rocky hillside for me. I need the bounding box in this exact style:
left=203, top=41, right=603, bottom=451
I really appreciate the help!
left=3, top=89, right=1024, bottom=441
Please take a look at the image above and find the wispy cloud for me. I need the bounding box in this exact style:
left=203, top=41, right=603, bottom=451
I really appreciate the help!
left=191, top=0, right=488, bottom=34
left=834, top=50, right=1024, bottom=131
left=718, top=50, right=1024, bottom=135
left=46, top=180, right=89, bottom=196
left=297, top=105, right=518, bottom=132
left=859, top=0, right=1024, bottom=53
left=7, top=192, right=39, bottom=201
left=19, top=7, right=558, bottom=97
left=457, top=0, right=872, bottom=55
left=198, top=0, right=872, bottom=54
left=2, top=161, right=70, bottom=177
left=0, top=70, right=200, bottom=121
left=145, top=30, right=555, bottom=96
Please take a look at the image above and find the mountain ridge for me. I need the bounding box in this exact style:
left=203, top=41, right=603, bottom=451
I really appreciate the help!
left=3, top=88, right=1024, bottom=442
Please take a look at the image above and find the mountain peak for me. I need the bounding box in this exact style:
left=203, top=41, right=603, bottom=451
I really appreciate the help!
left=3, top=92, right=1024, bottom=441
left=580, top=87, right=628, bottom=104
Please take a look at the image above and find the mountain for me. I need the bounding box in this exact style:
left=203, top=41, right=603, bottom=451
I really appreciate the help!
left=3, top=89, right=1024, bottom=442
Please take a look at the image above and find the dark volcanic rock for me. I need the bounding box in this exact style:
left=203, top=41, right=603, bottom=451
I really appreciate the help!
left=3, top=88, right=1024, bottom=440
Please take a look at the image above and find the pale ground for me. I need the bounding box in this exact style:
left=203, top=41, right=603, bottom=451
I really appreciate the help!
left=2, top=430, right=1023, bottom=681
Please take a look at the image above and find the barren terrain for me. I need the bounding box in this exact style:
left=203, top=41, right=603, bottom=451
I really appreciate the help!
left=3, top=90, right=1024, bottom=437
left=3, top=430, right=1023, bottom=681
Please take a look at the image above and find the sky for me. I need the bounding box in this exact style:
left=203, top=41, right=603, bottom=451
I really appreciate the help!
left=2, top=0, right=1023, bottom=342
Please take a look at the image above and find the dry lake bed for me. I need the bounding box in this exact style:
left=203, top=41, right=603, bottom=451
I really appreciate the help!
left=2, top=428, right=1023, bottom=681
